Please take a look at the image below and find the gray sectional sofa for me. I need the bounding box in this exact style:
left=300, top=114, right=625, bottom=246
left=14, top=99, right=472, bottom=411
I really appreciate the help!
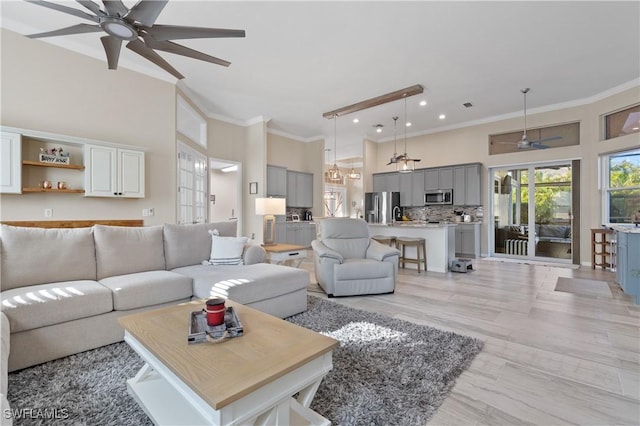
left=0, top=221, right=309, bottom=372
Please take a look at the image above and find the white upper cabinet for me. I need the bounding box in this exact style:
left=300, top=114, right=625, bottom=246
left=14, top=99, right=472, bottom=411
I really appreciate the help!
left=0, top=131, right=22, bottom=194
left=85, top=144, right=145, bottom=198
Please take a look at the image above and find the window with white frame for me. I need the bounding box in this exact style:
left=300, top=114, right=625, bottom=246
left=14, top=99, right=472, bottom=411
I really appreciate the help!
left=602, top=149, right=640, bottom=223
left=177, top=141, right=208, bottom=224
left=177, top=95, right=207, bottom=148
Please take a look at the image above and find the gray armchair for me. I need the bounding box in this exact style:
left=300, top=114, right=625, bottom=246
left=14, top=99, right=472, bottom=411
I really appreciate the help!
left=311, top=218, right=400, bottom=297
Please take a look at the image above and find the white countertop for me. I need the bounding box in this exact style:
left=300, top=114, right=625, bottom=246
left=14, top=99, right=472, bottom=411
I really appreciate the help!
left=610, top=224, right=640, bottom=234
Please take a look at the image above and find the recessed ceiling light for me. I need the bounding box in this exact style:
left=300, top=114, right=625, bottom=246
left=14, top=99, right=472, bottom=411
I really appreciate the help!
left=353, top=118, right=359, bottom=123
left=439, top=114, right=446, bottom=120
left=419, top=100, right=427, bottom=106
left=405, top=122, right=412, bottom=127
left=221, top=165, right=238, bottom=173
left=376, top=128, right=382, bottom=133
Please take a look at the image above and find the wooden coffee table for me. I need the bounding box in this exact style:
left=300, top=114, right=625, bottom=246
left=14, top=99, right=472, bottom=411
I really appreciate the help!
left=118, top=300, right=339, bottom=425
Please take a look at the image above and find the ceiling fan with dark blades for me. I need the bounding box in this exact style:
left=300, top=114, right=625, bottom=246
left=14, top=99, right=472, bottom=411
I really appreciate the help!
left=510, top=88, right=562, bottom=150
left=24, top=0, right=245, bottom=79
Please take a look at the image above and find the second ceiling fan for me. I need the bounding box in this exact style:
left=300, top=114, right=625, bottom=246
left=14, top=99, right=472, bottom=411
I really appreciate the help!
left=512, top=88, right=562, bottom=149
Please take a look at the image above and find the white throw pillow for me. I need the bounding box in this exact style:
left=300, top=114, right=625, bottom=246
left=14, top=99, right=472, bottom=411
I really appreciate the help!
left=207, top=230, right=247, bottom=265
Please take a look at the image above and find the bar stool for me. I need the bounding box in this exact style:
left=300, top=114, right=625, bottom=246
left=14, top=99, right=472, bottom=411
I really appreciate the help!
left=371, top=235, right=397, bottom=248
left=396, top=237, right=427, bottom=273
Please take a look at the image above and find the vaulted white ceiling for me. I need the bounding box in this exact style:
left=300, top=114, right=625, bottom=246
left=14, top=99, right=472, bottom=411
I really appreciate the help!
left=2, top=1, right=639, bottom=160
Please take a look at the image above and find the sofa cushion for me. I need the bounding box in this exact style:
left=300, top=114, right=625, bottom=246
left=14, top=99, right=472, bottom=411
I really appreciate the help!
left=99, top=270, right=192, bottom=310
left=163, top=221, right=238, bottom=270
left=0, top=225, right=96, bottom=291
left=0, top=280, right=112, bottom=333
left=173, top=263, right=308, bottom=304
left=208, top=232, right=248, bottom=265
left=94, top=225, right=165, bottom=280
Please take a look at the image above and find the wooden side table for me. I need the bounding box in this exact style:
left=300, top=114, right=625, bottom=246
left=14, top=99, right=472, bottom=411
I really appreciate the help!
left=262, top=243, right=307, bottom=268
left=591, top=228, right=615, bottom=270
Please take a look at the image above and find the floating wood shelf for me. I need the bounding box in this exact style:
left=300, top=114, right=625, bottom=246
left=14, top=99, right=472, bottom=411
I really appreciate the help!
left=22, top=160, right=85, bottom=170
left=22, top=188, right=85, bottom=194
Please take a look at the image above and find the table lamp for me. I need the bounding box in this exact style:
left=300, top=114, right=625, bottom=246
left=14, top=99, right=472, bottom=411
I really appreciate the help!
left=255, top=197, right=286, bottom=245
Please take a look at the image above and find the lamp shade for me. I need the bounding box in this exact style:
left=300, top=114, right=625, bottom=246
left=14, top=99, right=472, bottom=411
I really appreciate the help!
left=255, top=197, right=286, bottom=215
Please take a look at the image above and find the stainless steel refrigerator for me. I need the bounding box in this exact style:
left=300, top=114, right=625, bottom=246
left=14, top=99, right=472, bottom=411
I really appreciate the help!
left=365, top=192, right=401, bottom=224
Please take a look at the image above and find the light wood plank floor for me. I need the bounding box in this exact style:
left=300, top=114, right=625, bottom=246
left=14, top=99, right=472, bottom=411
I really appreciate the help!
left=298, top=256, right=640, bottom=425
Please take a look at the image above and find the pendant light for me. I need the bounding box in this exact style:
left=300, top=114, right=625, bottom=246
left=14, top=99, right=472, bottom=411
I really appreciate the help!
left=347, top=159, right=361, bottom=180
left=386, top=116, right=400, bottom=166
left=327, top=115, right=342, bottom=182
left=398, top=96, right=421, bottom=173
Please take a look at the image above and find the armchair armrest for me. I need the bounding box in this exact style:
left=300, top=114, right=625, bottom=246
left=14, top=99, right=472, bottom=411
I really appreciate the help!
left=366, top=240, right=401, bottom=261
left=311, top=240, right=344, bottom=263
left=243, top=244, right=266, bottom=265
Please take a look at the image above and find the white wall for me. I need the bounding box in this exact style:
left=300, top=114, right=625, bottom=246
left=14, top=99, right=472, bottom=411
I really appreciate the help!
left=0, top=29, right=176, bottom=225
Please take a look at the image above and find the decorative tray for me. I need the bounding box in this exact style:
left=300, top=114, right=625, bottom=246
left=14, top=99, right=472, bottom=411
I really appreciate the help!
left=188, top=306, right=244, bottom=344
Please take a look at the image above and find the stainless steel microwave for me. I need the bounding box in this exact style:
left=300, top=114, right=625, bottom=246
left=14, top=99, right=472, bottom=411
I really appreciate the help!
left=425, top=189, right=453, bottom=205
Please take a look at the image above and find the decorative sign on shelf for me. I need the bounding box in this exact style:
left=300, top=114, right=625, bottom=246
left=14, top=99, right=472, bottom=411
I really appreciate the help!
left=39, top=148, right=70, bottom=165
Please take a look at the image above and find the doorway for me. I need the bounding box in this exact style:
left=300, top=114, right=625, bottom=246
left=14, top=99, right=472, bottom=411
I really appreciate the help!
left=491, top=161, right=580, bottom=263
left=209, top=158, right=243, bottom=236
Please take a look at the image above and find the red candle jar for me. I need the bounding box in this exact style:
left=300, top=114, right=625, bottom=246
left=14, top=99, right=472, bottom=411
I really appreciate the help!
left=205, top=298, right=226, bottom=326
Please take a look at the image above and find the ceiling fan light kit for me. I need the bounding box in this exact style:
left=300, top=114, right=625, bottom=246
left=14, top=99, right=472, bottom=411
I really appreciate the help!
left=24, top=0, right=246, bottom=79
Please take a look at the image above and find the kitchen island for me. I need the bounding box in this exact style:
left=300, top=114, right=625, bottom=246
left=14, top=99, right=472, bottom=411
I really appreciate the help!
left=369, top=222, right=456, bottom=273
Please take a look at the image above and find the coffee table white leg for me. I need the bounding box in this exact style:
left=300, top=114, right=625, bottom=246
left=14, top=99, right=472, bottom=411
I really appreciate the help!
left=296, top=379, right=322, bottom=408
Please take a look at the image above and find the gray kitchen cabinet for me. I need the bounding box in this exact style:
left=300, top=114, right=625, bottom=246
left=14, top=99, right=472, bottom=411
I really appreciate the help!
left=275, top=221, right=287, bottom=244
left=280, top=222, right=316, bottom=246
left=616, top=230, right=639, bottom=304
left=399, top=172, right=412, bottom=206
left=399, top=170, right=424, bottom=206
left=267, top=165, right=287, bottom=197
left=411, top=170, right=425, bottom=206
left=452, top=163, right=482, bottom=206
left=439, top=167, right=453, bottom=189
left=453, top=166, right=466, bottom=205
left=286, top=170, right=313, bottom=207
left=455, top=223, right=480, bottom=258
left=424, top=169, right=439, bottom=190
left=372, top=172, right=399, bottom=192
left=465, top=164, right=481, bottom=205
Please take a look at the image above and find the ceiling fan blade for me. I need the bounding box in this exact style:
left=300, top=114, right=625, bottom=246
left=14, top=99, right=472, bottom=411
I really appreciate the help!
left=126, top=39, right=184, bottom=79
left=24, top=0, right=99, bottom=22
left=102, top=0, right=128, bottom=17
left=126, top=0, right=168, bottom=26
left=529, top=142, right=549, bottom=149
left=27, top=23, right=102, bottom=39
left=144, top=25, right=245, bottom=41
left=100, top=35, right=122, bottom=69
left=143, top=37, right=231, bottom=67
left=531, top=135, right=562, bottom=144
left=76, top=0, right=104, bottom=16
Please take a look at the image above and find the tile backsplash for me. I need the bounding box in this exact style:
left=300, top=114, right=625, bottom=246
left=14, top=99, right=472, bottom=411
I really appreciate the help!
left=404, top=205, right=484, bottom=223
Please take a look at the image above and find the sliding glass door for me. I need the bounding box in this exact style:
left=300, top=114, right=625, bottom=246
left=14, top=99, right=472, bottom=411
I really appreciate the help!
left=491, top=162, right=575, bottom=263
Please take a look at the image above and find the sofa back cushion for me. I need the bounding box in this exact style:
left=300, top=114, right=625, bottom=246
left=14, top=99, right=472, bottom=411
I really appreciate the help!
left=163, top=221, right=238, bottom=270
left=94, top=225, right=165, bottom=279
left=318, top=218, right=370, bottom=259
left=0, top=225, right=96, bottom=290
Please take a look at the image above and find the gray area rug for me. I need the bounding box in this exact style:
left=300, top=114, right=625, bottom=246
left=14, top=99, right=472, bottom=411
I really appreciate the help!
left=555, top=277, right=613, bottom=297
left=8, top=296, right=483, bottom=425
